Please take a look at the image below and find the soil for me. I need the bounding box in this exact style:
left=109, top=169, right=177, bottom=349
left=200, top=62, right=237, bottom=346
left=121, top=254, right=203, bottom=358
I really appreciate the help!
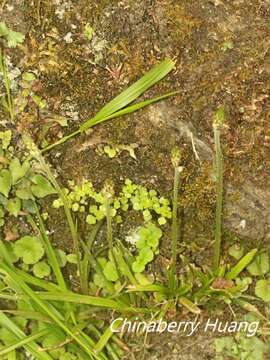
left=1, top=0, right=270, bottom=359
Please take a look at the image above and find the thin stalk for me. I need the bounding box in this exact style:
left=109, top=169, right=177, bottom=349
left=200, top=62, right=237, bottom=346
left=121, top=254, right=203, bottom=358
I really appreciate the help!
left=80, top=222, right=103, bottom=295
left=41, top=129, right=80, bottom=153
left=213, top=125, right=223, bottom=269
left=28, top=208, right=77, bottom=324
left=105, top=196, right=119, bottom=279
left=171, top=166, right=181, bottom=278
left=22, top=133, right=83, bottom=291
left=28, top=208, right=67, bottom=290
left=0, top=49, right=14, bottom=120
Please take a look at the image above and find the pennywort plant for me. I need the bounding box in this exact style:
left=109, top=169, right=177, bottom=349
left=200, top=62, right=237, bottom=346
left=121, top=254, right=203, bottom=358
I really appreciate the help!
left=0, top=130, right=55, bottom=229
left=52, top=178, right=172, bottom=226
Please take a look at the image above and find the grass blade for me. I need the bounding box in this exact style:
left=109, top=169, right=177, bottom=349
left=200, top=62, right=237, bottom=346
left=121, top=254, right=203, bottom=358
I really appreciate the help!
left=178, top=297, right=201, bottom=314
left=0, top=312, right=53, bottom=360
left=83, top=58, right=175, bottom=125
left=42, top=59, right=176, bottom=152
left=22, top=133, right=83, bottom=292
left=80, top=90, right=178, bottom=131
left=0, top=328, right=49, bottom=357
left=93, top=319, right=122, bottom=355
left=225, top=249, right=258, bottom=280
left=0, top=262, right=97, bottom=358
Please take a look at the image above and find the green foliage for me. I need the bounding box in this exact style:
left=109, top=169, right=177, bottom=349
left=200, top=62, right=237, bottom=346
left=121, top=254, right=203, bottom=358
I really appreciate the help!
left=33, top=261, right=51, bottom=278
left=0, top=22, right=25, bottom=48
left=255, top=279, right=270, bottom=302
left=52, top=178, right=172, bottom=226
left=83, top=23, right=94, bottom=40
left=0, top=130, right=12, bottom=149
left=215, top=334, right=269, bottom=360
left=13, top=236, right=44, bottom=265
left=6, top=197, right=21, bottom=216
left=229, top=244, right=244, bottom=260
left=0, top=169, right=11, bottom=197
left=132, top=223, right=162, bottom=273
left=30, top=175, right=56, bottom=198
left=221, top=40, right=234, bottom=51
left=55, top=249, right=67, bottom=267
left=9, top=157, right=29, bottom=184
left=66, top=253, right=80, bottom=264
left=103, top=260, right=119, bottom=282
left=247, top=253, right=269, bottom=276
left=0, top=132, right=57, bottom=228
left=225, top=249, right=258, bottom=280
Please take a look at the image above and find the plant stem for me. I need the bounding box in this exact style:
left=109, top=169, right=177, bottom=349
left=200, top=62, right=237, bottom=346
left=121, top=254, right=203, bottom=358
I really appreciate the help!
left=169, top=165, right=181, bottom=293
left=41, top=129, right=80, bottom=153
left=105, top=196, right=119, bottom=278
left=0, top=49, right=14, bottom=120
left=213, top=125, right=224, bottom=269
left=22, top=133, right=83, bottom=291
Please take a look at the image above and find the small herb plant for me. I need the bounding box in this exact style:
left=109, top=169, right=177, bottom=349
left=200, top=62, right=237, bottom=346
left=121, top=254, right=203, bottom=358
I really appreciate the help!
left=52, top=178, right=172, bottom=226
left=131, top=222, right=162, bottom=273
left=0, top=131, right=55, bottom=228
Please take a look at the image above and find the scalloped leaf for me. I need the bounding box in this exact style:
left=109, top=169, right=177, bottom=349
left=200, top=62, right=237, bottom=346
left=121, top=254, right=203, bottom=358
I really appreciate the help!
left=247, top=253, right=269, bottom=276
left=0, top=169, right=11, bottom=197
left=33, top=261, right=51, bottom=278
left=30, top=175, right=56, bottom=198
left=255, top=279, right=270, bottom=302
left=14, top=236, right=44, bottom=264
left=103, top=261, right=118, bottom=282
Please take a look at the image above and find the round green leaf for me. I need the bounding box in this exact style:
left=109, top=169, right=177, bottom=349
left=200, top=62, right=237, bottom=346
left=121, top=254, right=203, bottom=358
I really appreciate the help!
left=132, top=260, right=145, bottom=273
left=55, top=249, right=67, bottom=267
left=66, top=253, right=79, bottom=264
left=9, top=157, right=29, bottom=184
left=103, top=261, right=119, bottom=282
left=247, top=253, right=269, bottom=276
left=138, top=247, right=154, bottom=264
left=0, top=169, right=11, bottom=197
left=255, top=279, right=270, bottom=302
left=33, top=261, right=51, bottom=278
left=30, top=175, right=56, bottom=198
left=14, top=236, right=44, bottom=264
left=6, top=197, right=21, bottom=217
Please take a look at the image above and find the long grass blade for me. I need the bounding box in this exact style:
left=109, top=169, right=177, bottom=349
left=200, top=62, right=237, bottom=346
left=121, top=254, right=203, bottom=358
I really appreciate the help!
left=225, top=249, right=258, bottom=280
left=80, top=90, right=178, bottom=131
left=0, top=262, right=97, bottom=359
left=0, top=312, right=53, bottom=360
left=0, top=328, right=49, bottom=357
left=93, top=58, right=174, bottom=120
left=22, top=133, right=83, bottom=292
left=42, top=59, right=176, bottom=152
left=93, top=319, right=122, bottom=355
